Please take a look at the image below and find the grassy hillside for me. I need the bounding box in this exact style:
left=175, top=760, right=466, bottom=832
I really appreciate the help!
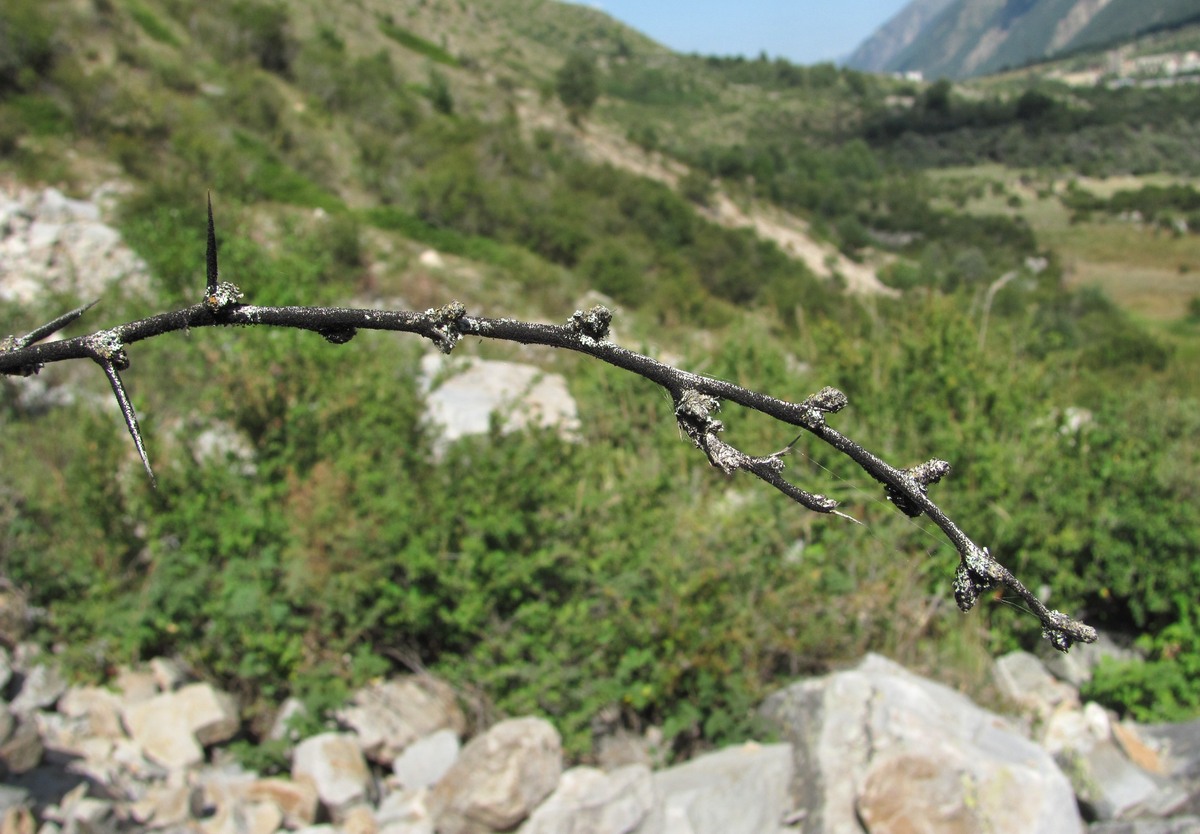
left=2, top=0, right=1200, bottom=758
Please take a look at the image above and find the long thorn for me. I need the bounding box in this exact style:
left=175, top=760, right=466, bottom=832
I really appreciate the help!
left=206, top=192, right=218, bottom=296
left=100, top=360, right=157, bottom=487
left=17, top=300, right=100, bottom=349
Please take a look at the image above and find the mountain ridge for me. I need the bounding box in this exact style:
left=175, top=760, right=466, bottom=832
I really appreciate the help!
left=846, top=0, right=1200, bottom=79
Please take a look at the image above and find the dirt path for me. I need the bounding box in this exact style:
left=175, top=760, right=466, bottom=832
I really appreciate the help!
left=517, top=97, right=897, bottom=297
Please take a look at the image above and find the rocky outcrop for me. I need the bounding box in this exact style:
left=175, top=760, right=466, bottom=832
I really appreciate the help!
left=418, top=354, right=580, bottom=451
left=2, top=644, right=1200, bottom=834
left=762, top=653, right=1083, bottom=834
left=0, top=183, right=151, bottom=306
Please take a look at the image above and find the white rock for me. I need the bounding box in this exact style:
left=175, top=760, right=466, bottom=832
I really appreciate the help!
left=57, top=686, right=126, bottom=740
left=429, top=717, right=563, bottom=834
left=122, top=693, right=204, bottom=770
left=391, top=729, right=460, bottom=790
left=292, top=733, right=373, bottom=813
left=419, top=355, right=580, bottom=450
left=10, top=662, right=68, bottom=714
left=338, top=677, right=465, bottom=764
left=640, top=744, right=789, bottom=834
left=176, top=683, right=240, bottom=746
left=520, top=764, right=654, bottom=834
left=761, top=653, right=1084, bottom=834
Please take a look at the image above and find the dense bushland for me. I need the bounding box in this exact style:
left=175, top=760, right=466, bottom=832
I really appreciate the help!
left=2, top=0, right=1199, bottom=759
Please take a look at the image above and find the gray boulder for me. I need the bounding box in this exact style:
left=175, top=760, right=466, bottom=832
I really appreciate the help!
left=429, top=716, right=563, bottom=834
left=635, top=743, right=792, bottom=834
left=338, top=676, right=466, bottom=764
left=521, top=764, right=654, bottom=834
left=761, top=653, right=1082, bottom=834
left=292, top=732, right=374, bottom=816
left=391, top=728, right=461, bottom=790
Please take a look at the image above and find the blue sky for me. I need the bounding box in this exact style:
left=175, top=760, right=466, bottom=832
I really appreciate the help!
left=565, top=1, right=912, bottom=65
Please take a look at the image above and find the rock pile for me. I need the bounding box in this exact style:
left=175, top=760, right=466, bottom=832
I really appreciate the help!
left=3, top=644, right=1199, bottom=834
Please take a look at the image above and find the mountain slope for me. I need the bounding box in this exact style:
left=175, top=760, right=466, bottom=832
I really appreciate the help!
left=846, top=0, right=1200, bottom=79
left=842, top=0, right=958, bottom=73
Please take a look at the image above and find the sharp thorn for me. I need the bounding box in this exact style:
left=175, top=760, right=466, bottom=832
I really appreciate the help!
left=18, top=300, right=100, bottom=348
left=101, top=360, right=157, bottom=488
left=206, top=192, right=218, bottom=296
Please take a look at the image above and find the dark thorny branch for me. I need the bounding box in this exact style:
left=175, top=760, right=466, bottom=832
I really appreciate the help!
left=0, top=200, right=1098, bottom=652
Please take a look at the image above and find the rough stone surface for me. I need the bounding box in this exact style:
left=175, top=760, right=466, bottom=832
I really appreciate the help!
left=122, top=692, right=204, bottom=770
left=0, top=717, right=43, bottom=775
left=761, top=653, right=1083, bottom=834
left=9, top=662, right=68, bottom=715
left=520, top=764, right=654, bottom=834
left=430, top=717, right=563, bottom=834
left=391, top=728, right=461, bottom=790
left=292, top=732, right=374, bottom=814
left=994, top=650, right=1079, bottom=720
left=638, top=743, right=791, bottom=834
left=175, top=683, right=240, bottom=746
left=339, top=677, right=466, bottom=764
left=419, top=354, right=580, bottom=449
left=0, top=184, right=151, bottom=305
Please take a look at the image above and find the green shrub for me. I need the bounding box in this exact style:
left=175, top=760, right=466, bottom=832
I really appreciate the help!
left=1084, top=597, right=1200, bottom=722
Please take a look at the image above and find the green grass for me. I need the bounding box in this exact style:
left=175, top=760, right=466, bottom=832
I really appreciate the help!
left=127, top=0, right=181, bottom=46
left=377, top=15, right=460, bottom=67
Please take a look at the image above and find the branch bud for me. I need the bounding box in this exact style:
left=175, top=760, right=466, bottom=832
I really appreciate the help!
left=567, top=306, right=612, bottom=341
left=203, top=281, right=244, bottom=313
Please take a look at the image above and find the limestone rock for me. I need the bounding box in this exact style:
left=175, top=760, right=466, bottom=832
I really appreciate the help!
left=638, top=743, right=791, bottom=834
left=57, top=687, right=126, bottom=742
left=244, top=777, right=320, bottom=829
left=0, top=716, right=43, bottom=775
left=520, top=764, right=653, bottom=834
left=419, top=355, right=581, bottom=450
left=339, top=677, right=465, bottom=764
left=122, top=693, right=203, bottom=770
left=391, top=728, right=460, bottom=790
left=175, top=683, right=240, bottom=746
left=994, top=650, right=1079, bottom=723
left=0, top=184, right=151, bottom=305
left=292, top=732, right=374, bottom=814
left=1045, top=705, right=1186, bottom=820
left=760, top=653, right=1082, bottom=834
left=9, top=662, right=68, bottom=715
left=376, top=788, right=433, bottom=833
left=429, top=717, right=563, bottom=834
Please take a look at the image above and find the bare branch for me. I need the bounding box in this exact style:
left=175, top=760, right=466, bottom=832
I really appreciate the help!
left=0, top=201, right=1097, bottom=651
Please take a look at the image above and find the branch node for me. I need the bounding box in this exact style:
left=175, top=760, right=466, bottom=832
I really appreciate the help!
left=805, top=386, right=848, bottom=415
left=567, top=306, right=613, bottom=341
left=319, top=327, right=357, bottom=345
left=85, top=329, right=130, bottom=370
left=427, top=301, right=467, bottom=353
left=953, top=545, right=999, bottom=612
left=203, top=281, right=244, bottom=314
left=885, top=459, right=952, bottom=518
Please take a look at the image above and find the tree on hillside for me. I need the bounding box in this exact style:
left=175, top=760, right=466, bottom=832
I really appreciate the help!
left=556, top=52, right=599, bottom=124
